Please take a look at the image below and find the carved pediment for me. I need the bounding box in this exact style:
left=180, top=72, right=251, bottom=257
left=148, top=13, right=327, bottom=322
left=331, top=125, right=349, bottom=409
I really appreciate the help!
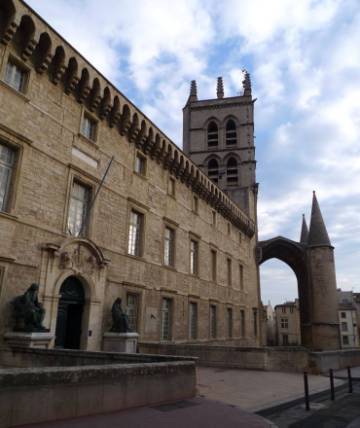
left=43, top=238, right=110, bottom=275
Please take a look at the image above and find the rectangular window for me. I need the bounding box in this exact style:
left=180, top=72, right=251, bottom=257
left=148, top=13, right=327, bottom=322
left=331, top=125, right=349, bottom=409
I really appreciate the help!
left=290, top=306, right=294, bottom=313
left=67, top=181, right=91, bottom=236
left=282, top=334, right=289, bottom=345
left=282, top=306, right=286, bottom=313
left=190, top=239, right=198, bottom=275
left=253, top=308, right=258, bottom=337
left=227, top=308, right=233, bottom=338
left=212, top=210, right=216, bottom=226
left=210, top=304, right=217, bottom=338
left=280, top=318, right=289, bottom=329
left=227, top=222, right=231, bottom=235
left=128, top=210, right=144, bottom=257
left=81, top=113, right=97, bottom=141
left=239, top=264, right=244, bottom=290
left=211, top=249, right=217, bottom=282
left=0, top=143, right=15, bottom=212
left=189, top=302, right=198, bottom=340
left=193, top=195, right=198, bottom=214
left=343, top=335, right=349, bottom=345
left=164, top=226, right=175, bottom=267
left=126, top=293, right=139, bottom=332
left=161, top=298, right=172, bottom=340
left=341, top=322, right=348, bottom=332
left=135, top=153, right=146, bottom=176
left=341, top=312, right=346, bottom=318
left=5, top=59, right=27, bottom=92
left=227, top=258, right=232, bottom=286
left=240, top=310, right=246, bottom=337
left=168, top=177, right=175, bottom=196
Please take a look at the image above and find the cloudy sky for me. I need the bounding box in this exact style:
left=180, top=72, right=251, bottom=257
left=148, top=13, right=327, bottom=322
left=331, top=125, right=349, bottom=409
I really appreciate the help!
left=27, top=0, right=360, bottom=306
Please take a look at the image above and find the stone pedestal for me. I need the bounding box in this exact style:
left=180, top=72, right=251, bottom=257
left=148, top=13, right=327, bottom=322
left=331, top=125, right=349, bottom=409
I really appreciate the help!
left=103, top=332, right=139, bottom=353
left=4, top=332, right=54, bottom=349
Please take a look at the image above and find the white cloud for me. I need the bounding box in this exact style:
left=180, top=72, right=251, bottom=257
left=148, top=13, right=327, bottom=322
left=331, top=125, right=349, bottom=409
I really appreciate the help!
left=26, top=0, right=360, bottom=300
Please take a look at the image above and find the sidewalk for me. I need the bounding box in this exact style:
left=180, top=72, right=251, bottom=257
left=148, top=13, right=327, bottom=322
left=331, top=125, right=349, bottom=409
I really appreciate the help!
left=197, top=366, right=344, bottom=412
left=20, top=398, right=274, bottom=428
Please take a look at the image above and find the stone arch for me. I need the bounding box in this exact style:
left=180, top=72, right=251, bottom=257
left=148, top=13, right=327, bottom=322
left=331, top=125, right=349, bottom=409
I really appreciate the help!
left=207, top=157, right=219, bottom=184
left=109, top=95, right=121, bottom=127
left=33, top=32, right=52, bottom=73
left=225, top=118, right=237, bottom=145
left=50, top=45, right=66, bottom=84
left=257, top=236, right=312, bottom=347
left=41, top=237, right=109, bottom=350
left=0, top=0, right=16, bottom=41
left=226, top=156, right=239, bottom=186
left=13, top=15, right=35, bottom=58
left=99, top=86, right=112, bottom=119
left=119, top=104, right=131, bottom=135
left=207, top=119, right=219, bottom=147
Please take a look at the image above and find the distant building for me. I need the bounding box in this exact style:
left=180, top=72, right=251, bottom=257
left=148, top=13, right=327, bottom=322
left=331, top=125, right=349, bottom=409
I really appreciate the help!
left=274, top=300, right=301, bottom=346
left=337, top=290, right=359, bottom=348
left=262, top=302, right=276, bottom=346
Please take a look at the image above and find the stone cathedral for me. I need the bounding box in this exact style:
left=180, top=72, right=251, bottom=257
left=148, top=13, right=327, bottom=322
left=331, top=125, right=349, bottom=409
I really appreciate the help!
left=0, top=0, right=341, bottom=353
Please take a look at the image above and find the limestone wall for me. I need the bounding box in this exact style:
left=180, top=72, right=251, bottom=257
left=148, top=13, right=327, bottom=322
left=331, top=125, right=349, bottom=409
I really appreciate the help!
left=0, top=0, right=261, bottom=349
left=0, top=350, right=196, bottom=427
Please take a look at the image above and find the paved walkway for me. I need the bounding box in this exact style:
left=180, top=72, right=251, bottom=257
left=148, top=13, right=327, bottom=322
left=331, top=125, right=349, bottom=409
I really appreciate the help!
left=197, top=367, right=344, bottom=412
left=19, top=398, right=274, bottom=428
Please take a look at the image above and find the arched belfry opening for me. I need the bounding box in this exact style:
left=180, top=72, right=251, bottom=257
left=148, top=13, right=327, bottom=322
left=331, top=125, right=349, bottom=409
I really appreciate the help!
left=257, top=193, right=341, bottom=351
left=55, top=276, right=85, bottom=349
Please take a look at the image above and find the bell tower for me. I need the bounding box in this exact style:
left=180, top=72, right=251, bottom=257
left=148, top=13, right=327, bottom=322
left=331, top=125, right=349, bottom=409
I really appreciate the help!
left=183, top=73, right=257, bottom=219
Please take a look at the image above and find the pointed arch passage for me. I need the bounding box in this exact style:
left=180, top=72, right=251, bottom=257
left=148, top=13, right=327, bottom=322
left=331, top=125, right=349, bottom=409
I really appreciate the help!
left=226, top=157, right=238, bottom=186
left=207, top=121, right=218, bottom=147
left=207, top=158, right=219, bottom=183
left=257, top=237, right=311, bottom=348
left=226, top=119, right=237, bottom=145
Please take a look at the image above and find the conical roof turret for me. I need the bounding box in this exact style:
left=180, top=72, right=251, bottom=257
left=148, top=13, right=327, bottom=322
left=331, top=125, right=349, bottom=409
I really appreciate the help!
left=308, top=191, right=331, bottom=247
left=300, top=214, right=309, bottom=244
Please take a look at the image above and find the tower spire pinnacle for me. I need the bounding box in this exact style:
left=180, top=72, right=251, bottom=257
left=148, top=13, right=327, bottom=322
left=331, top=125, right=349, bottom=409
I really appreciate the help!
left=187, top=80, right=198, bottom=103
left=300, top=214, right=309, bottom=244
left=242, top=69, right=251, bottom=96
left=308, top=191, right=331, bottom=247
left=217, top=76, right=224, bottom=99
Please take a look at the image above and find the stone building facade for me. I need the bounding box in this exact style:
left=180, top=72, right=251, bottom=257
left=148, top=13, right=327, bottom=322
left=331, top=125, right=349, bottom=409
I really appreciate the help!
left=0, top=0, right=261, bottom=351
left=337, top=290, right=359, bottom=349
left=274, top=300, right=301, bottom=346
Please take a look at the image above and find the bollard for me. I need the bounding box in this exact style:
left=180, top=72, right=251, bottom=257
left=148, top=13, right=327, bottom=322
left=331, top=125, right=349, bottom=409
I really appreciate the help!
left=347, top=367, right=353, bottom=394
left=304, top=371, right=310, bottom=411
left=329, top=369, right=335, bottom=401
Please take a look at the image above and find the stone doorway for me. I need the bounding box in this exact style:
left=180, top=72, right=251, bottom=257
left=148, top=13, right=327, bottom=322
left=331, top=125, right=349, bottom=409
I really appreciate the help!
left=55, top=276, right=85, bottom=349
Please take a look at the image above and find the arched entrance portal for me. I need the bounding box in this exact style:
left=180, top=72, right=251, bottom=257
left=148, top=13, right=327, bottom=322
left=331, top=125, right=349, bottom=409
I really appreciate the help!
left=257, top=237, right=311, bottom=347
left=55, top=276, right=85, bottom=349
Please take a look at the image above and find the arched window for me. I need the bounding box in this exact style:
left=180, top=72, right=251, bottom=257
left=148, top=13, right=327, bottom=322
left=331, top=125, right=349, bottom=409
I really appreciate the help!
left=226, top=157, right=238, bottom=186
left=226, top=119, right=237, bottom=145
left=207, top=122, right=218, bottom=147
left=208, top=159, right=219, bottom=183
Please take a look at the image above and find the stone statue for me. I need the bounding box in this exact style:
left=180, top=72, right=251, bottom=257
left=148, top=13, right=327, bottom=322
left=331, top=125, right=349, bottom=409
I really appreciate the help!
left=110, top=298, right=132, bottom=333
left=11, top=283, right=49, bottom=332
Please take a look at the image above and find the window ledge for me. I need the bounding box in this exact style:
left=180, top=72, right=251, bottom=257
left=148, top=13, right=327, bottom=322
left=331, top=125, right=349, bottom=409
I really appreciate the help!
left=0, top=210, right=18, bottom=221
left=163, top=264, right=177, bottom=272
left=77, top=133, right=99, bottom=149
left=0, top=80, right=30, bottom=103
left=126, top=253, right=145, bottom=262
left=134, top=172, right=147, bottom=180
